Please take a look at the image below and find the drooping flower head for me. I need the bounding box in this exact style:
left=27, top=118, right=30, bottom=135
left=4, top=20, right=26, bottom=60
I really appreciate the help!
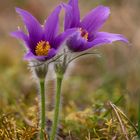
left=11, top=6, right=76, bottom=61
left=63, top=0, right=129, bottom=52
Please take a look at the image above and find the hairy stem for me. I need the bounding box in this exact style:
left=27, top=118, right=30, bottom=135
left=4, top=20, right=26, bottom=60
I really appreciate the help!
left=138, top=95, right=140, bottom=138
left=50, top=75, right=63, bottom=140
left=39, top=79, right=46, bottom=140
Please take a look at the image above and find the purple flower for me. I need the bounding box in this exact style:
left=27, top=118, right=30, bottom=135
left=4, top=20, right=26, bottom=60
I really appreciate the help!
left=11, top=6, right=76, bottom=61
left=63, top=0, right=129, bottom=52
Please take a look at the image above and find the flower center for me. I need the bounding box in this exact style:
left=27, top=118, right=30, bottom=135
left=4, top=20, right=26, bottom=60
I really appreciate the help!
left=35, top=41, right=51, bottom=56
left=79, top=28, right=88, bottom=41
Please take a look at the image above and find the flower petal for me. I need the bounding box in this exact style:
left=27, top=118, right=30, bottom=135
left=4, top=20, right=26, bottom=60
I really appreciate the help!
left=10, top=30, right=30, bottom=48
left=80, top=5, right=110, bottom=34
left=85, top=32, right=129, bottom=49
left=24, top=48, right=56, bottom=61
left=44, top=48, right=57, bottom=60
left=53, top=28, right=78, bottom=49
left=44, top=5, right=62, bottom=43
left=24, top=51, right=35, bottom=60
left=16, top=8, right=43, bottom=46
left=66, top=31, right=87, bottom=52
left=68, top=0, right=80, bottom=27
left=62, top=4, right=73, bottom=30
left=63, top=0, right=80, bottom=30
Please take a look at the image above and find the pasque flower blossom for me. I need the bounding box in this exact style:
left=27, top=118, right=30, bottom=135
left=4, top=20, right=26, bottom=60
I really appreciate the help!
left=63, top=0, right=129, bottom=52
left=11, top=5, right=76, bottom=61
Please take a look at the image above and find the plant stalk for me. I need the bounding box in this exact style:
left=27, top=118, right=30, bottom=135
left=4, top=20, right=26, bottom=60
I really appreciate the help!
left=50, top=75, right=63, bottom=140
left=138, top=95, right=140, bottom=138
left=39, top=79, right=46, bottom=140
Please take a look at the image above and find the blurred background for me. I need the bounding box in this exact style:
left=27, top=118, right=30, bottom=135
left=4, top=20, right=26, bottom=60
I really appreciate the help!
left=0, top=0, right=139, bottom=137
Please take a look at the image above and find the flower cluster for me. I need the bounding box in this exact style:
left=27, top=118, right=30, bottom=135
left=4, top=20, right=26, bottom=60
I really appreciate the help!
left=11, top=0, right=128, bottom=62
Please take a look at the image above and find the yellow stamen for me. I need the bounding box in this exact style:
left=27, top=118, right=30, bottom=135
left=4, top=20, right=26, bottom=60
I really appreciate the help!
left=35, top=41, right=51, bottom=56
left=79, top=28, right=89, bottom=41
left=83, top=32, right=88, bottom=40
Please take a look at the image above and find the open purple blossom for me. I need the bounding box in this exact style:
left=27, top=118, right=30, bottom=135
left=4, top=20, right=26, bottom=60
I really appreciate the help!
left=63, top=0, right=129, bottom=52
left=11, top=6, right=76, bottom=61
